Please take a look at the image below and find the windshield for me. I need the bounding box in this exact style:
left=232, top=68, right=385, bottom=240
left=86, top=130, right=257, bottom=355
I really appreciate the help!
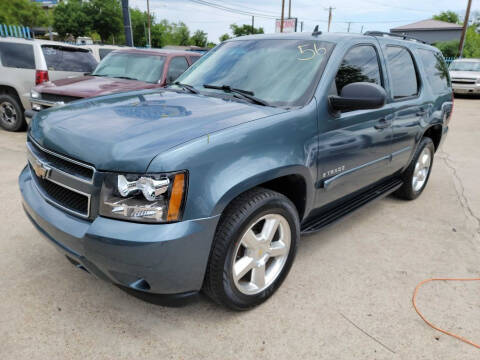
left=41, top=46, right=97, bottom=72
left=175, top=39, right=334, bottom=107
left=450, top=61, right=480, bottom=72
left=92, top=52, right=166, bottom=83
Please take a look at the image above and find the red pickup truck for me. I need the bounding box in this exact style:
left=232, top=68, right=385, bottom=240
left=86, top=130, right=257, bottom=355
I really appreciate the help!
left=28, top=48, right=201, bottom=117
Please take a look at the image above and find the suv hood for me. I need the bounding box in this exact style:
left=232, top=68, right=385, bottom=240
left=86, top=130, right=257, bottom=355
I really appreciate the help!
left=36, top=76, right=158, bottom=98
left=30, top=90, right=285, bottom=172
left=449, top=70, right=480, bottom=79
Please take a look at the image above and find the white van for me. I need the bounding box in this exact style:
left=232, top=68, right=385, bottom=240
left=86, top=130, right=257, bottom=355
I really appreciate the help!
left=0, top=37, right=98, bottom=131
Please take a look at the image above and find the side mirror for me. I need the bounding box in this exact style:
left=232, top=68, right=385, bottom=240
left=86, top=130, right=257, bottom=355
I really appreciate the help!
left=329, top=82, right=386, bottom=112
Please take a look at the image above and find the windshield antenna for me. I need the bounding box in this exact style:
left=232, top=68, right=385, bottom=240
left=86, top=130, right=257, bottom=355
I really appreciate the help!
left=312, top=25, right=322, bottom=36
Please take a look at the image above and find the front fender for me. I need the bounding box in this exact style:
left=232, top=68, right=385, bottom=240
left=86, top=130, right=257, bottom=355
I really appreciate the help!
left=147, top=101, right=319, bottom=220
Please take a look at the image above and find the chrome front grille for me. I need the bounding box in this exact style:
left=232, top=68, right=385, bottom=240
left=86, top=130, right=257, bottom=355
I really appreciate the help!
left=27, top=137, right=96, bottom=219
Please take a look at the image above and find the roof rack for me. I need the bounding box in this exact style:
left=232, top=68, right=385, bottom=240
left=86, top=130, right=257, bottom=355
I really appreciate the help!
left=364, top=31, right=427, bottom=44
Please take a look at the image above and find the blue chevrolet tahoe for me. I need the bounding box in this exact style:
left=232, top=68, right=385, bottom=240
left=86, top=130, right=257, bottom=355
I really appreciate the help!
left=19, top=32, right=453, bottom=310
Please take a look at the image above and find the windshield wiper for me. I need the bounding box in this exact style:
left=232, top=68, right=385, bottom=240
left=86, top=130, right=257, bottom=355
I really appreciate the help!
left=114, top=76, right=139, bottom=81
left=173, top=82, right=199, bottom=94
left=203, top=84, right=269, bottom=106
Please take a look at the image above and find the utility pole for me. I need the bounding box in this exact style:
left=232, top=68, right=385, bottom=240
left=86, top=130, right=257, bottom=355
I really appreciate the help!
left=121, top=0, right=134, bottom=46
left=147, top=0, right=151, bottom=48
left=280, top=0, right=285, bottom=32
left=360, top=25, right=364, bottom=33
left=288, top=0, right=291, bottom=18
left=459, top=0, right=473, bottom=58
left=300, top=21, right=304, bottom=32
left=252, top=16, right=254, bottom=31
left=326, top=7, right=335, bottom=32
left=347, top=22, right=351, bottom=32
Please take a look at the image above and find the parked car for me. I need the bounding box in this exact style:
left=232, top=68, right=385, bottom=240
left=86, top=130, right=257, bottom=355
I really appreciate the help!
left=0, top=37, right=98, bottom=131
left=28, top=48, right=201, bottom=116
left=449, top=58, right=480, bottom=95
left=20, top=32, right=453, bottom=310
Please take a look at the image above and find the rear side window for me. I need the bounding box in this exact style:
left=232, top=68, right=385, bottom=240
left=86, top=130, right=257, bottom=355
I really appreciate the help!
left=167, top=57, right=189, bottom=84
left=99, top=48, right=114, bottom=60
left=417, top=49, right=450, bottom=93
left=0, top=42, right=35, bottom=69
left=385, top=46, right=419, bottom=99
left=334, top=45, right=382, bottom=94
left=42, top=46, right=97, bottom=72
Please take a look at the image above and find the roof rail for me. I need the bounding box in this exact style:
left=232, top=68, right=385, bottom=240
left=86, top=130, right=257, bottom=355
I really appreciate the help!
left=364, top=31, right=427, bottom=44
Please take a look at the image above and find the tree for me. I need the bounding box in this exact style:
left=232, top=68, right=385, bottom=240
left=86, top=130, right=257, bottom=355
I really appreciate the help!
left=190, top=30, right=208, bottom=47
left=434, top=26, right=480, bottom=58
left=86, top=0, right=123, bottom=43
left=230, top=24, right=264, bottom=37
left=53, top=0, right=91, bottom=38
left=433, top=11, right=460, bottom=24
left=0, top=0, right=50, bottom=28
left=130, top=8, right=151, bottom=47
left=219, top=33, right=231, bottom=42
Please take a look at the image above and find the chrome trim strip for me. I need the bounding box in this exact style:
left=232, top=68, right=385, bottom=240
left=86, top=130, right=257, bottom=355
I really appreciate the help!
left=391, top=146, right=411, bottom=158
left=27, top=137, right=95, bottom=184
left=323, top=155, right=390, bottom=190
left=28, top=165, right=91, bottom=219
left=29, top=98, right=63, bottom=107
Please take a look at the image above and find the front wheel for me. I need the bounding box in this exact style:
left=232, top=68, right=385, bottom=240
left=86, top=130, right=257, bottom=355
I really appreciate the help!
left=203, top=187, right=299, bottom=310
left=0, top=94, right=26, bottom=132
left=394, top=137, right=435, bottom=200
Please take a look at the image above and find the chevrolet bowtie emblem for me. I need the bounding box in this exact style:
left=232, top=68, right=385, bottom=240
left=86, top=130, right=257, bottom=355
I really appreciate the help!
left=27, top=150, right=51, bottom=180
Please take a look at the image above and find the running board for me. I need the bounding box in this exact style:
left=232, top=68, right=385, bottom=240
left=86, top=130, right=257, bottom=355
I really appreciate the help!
left=301, top=178, right=403, bottom=234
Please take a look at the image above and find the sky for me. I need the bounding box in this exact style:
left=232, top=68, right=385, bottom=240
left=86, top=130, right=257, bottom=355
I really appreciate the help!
left=129, top=0, right=480, bottom=43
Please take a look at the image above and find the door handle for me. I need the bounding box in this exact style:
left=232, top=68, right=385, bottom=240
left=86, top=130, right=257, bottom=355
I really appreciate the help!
left=374, top=118, right=390, bottom=130
left=416, top=108, right=427, bottom=116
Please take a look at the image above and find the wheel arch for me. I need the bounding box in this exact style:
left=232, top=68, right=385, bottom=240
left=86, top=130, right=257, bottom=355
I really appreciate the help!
left=422, top=124, right=442, bottom=151
left=212, top=166, right=313, bottom=222
left=0, top=85, right=24, bottom=110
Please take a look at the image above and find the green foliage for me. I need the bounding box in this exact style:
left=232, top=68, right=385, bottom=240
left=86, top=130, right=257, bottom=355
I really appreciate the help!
left=219, top=33, right=231, bottom=42
left=0, top=0, right=50, bottom=28
left=230, top=24, right=264, bottom=37
left=434, top=40, right=459, bottom=58
left=190, top=30, right=208, bottom=47
left=53, top=0, right=91, bottom=38
left=130, top=8, right=151, bottom=47
left=85, top=0, right=123, bottom=43
left=433, top=11, right=460, bottom=24
left=434, top=26, right=480, bottom=58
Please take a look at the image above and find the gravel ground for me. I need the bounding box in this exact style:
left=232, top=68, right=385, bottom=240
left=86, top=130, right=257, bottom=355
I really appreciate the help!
left=1, top=98, right=479, bottom=359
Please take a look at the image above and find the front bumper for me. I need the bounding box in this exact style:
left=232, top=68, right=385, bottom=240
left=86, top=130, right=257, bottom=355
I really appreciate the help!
left=452, top=83, right=480, bottom=94
left=19, top=166, right=219, bottom=295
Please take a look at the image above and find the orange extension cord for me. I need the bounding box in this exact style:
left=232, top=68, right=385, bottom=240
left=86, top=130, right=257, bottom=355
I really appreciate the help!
left=412, top=278, right=480, bottom=349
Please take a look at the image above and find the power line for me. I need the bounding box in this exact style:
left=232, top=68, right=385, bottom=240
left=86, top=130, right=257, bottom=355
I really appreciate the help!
left=187, top=0, right=278, bottom=19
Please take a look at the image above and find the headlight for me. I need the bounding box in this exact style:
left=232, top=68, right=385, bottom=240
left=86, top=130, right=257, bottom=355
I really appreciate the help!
left=30, top=89, right=40, bottom=99
left=99, top=171, right=187, bottom=223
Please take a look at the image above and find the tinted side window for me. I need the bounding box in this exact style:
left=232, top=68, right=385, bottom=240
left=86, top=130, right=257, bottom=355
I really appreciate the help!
left=334, top=45, right=382, bottom=94
left=42, top=46, right=97, bottom=72
left=417, top=49, right=450, bottom=93
left=385, top=46, right=418, bottom=99
left=0, top=42, right=35, bottom=69
left=167, top=57, right=189, bottom=83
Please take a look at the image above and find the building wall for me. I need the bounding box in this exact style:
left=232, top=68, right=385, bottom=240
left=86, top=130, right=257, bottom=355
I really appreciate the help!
left=389, top=29, right=462, bottom=44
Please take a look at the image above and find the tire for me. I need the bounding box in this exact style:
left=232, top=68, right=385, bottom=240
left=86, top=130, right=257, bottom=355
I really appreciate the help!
left=394, top=137, right=435, bottom=200
left=0, top=93, right=26, bottom=132
left=203, top=187, right=300, bottom=310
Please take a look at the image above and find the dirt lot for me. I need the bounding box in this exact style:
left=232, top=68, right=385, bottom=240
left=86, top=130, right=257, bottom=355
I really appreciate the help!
left=1, top=98, right=479, bottom=359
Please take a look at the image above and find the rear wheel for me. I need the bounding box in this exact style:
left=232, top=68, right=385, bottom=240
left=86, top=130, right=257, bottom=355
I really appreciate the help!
left=203, top=187, right=299, bottom=310
left=394, top=137, right=435, bottom=200
left=0, top=94, right=25, bottom=132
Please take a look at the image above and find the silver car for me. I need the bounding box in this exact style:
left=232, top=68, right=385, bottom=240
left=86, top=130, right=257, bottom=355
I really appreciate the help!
left=449, top=58, right=480, bottom=95
left=0, top=37, right=98, bottom=131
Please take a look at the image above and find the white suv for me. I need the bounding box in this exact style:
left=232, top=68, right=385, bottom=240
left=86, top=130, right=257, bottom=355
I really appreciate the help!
left=0, top=37, right=98, bottom=131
